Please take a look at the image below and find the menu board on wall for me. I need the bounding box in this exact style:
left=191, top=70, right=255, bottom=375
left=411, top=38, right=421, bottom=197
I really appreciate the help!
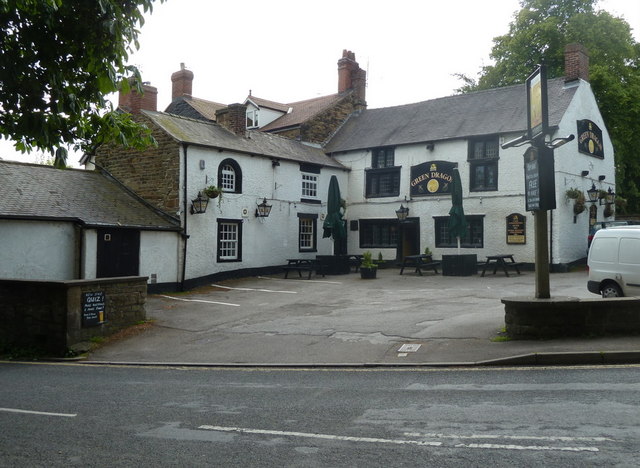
left=506, top=213, right=526, bottom=244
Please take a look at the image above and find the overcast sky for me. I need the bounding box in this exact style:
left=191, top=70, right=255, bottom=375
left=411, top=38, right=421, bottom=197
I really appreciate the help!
left=2, top=0, right=638, bottom=164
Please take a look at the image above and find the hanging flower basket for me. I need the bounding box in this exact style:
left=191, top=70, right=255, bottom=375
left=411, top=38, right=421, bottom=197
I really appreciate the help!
left=204, top=185, right=222, bottom=199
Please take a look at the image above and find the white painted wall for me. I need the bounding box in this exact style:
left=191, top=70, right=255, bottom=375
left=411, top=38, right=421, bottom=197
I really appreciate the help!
left=140, top=230, right=181, bottom=285
left=0, top=220, right=77, bottom=280
left=334, top=80, right=614, bottom=266
left=182, top=145, right=348, bottom=281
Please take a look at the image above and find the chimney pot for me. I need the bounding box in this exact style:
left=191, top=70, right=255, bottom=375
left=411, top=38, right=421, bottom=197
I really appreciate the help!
left=171, top=64, right=194, bottom=100
left=564, top=43, right=589, bottom=82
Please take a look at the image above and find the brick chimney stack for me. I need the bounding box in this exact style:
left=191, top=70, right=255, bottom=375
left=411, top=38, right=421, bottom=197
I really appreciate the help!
left=216, top=103, right=247, bottom=136
left=338, top=50, right=366, bottom=105
left=118, top=81, right=158, bottom=114
left=564, top=43, right=589, bottom=82
left=171, top=63, right=194, bottom=99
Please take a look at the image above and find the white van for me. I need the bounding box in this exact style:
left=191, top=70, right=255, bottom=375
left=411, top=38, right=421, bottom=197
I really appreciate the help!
left=587, top=226, right=640, bottom=297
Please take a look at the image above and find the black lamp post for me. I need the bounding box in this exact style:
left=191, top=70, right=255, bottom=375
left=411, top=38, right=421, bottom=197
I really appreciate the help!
left=255, top=198, right=273, bottom=218
left=190, top=191, right=209, bottom=214
left=395, top=203, right=409, bottom=222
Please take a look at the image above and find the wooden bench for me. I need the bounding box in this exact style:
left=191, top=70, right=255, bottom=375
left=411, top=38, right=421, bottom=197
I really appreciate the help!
left=283, top=259, right=324, bottom=279
left=480, top=254, right=522, bottom=277
left=399, top=255, right=441, bottom=276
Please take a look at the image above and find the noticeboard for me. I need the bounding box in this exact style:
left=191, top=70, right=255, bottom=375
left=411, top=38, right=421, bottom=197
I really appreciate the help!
left=506, top=213, right=526, bottom=244
left=82, top=291, right=105, bottom=327
left=524, top=145, right=556, bottom=211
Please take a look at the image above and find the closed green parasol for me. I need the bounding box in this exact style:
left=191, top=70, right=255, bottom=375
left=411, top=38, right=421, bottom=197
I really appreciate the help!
left=448, top=167, right=468, bottom=253
left=323, top=175, right=346, bottom=240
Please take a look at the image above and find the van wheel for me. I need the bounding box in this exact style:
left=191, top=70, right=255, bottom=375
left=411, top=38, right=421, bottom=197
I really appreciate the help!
left=601, top=282, right=623, bottom=298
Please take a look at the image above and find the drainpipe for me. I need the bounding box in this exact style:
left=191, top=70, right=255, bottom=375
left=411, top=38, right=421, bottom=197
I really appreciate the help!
left=549, top=209, right=554, bottom=271
left=180, top=143, right=190, bottom=291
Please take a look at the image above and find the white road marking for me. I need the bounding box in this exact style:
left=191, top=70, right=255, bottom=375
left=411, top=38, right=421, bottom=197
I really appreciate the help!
left=211, top=284, right=297, bottom=294
left=199, top=425, right=442, bottom=447
left=0, top=407, right=77, bottom=418
left=158, top=295, right=239, bottom=307
left=257, top=276, right=342, bottom=284
left=454, top=443, right=598, bottom=452
left=404, top=432, right=613, bottom=442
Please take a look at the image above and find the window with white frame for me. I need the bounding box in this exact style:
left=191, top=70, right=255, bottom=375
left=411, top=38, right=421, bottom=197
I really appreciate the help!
left=246, top=109, right=259, bottom=128
left=298, top=214, right=317, bottom=252
left=302, top=173, right=318, bottom=199
left=220, top=164, right=235, bottom=191
left=217, top=159, right=242, bottom=193
left=217, top=220, right=242, bottom=262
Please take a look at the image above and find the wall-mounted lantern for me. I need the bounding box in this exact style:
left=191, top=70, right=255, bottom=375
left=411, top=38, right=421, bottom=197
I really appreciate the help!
left=190, top=191, right=209, bottom=214
left=604, top=186, right=615, bottom=205
left=395, top=203, right=409, bottom=222
left=586, top=183, right=599, bottom=203
left=255, top=198, right=273, bottom=218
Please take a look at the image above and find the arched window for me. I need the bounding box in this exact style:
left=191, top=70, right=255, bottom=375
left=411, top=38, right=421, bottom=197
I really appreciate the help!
left=218, top=159, right=242, bottom=193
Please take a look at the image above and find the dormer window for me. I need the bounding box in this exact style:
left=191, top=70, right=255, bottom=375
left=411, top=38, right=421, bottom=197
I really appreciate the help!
left=246, top=109, right=259, bottom=128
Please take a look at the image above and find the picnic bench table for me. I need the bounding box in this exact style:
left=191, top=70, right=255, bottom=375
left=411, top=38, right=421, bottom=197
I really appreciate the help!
left=283, top=259, right=319, bottom=279
left=480, top=254, right=523, bottom=277
left=348, top=254, right=363, bottom=272
left=399, top=254, right=441, bottom=276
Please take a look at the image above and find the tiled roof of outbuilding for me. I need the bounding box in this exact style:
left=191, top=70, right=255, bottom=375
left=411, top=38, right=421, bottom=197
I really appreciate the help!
left=0, top=160, right=180, bottom=229
left=143, top=110, right=347, bottom=170
left=325, top=78, right=577, bottom=153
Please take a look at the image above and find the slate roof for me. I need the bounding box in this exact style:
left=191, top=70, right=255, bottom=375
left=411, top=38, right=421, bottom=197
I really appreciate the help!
left=165, top=96, right=226, bottom=121
left=325, top=78, right=577, bottom=153
left=0, top=161, right=181, bottom=230
left=256, top=93, right=349, bottom=132
left=143, top=110, right=347, bottom=170
left=246, top=96, right=290, bottom=113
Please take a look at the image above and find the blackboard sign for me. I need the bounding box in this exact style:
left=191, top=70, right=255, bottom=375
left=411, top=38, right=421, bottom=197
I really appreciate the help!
left=506, top=213, right=526, bottom=244
left=410, top=161, right=456, bottom=197
left=524, top=146, right=556, bottom=211
left=82, top=291, right=105, bottom=327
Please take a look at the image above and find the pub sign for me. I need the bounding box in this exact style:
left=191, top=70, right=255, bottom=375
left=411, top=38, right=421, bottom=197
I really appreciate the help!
left=410, top=161, right=457, bottom=197
left=577, top=119, right=604, bottom=158
left=524, top=145, right=556, bottom=211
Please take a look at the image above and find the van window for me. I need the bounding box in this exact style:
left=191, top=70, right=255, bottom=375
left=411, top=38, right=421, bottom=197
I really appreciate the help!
left=590, top=237, right=619, bottom=263
left=620, top=238, right=640, bottom=265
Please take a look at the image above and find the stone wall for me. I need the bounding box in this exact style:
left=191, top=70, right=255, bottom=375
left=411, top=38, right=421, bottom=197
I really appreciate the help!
left=0, top=277, right=147, bottom=356
left=503, top=296, right=640, bottom=338
left=302, top=95, right=361, bottom=144
left=94, top=113, right=181, bottom=215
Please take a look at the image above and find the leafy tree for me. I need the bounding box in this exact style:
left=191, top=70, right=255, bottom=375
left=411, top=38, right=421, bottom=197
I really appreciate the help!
left=0, top=0, right=165, bottom=158
left=457, top=0, right=640, bottom=213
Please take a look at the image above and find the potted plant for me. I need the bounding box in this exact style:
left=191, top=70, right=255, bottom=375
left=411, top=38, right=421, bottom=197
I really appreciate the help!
left=204, top=185, right=222, bottom=199
left=360, top=251, right=377, bottom=279
left=566, top=188, right=586, bottom=216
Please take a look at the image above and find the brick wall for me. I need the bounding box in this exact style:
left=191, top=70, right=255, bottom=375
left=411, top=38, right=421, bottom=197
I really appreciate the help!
left=0, top=277, right=147, bottom=356
left=565, top=43, right=589, bottom=82
left=94, top=113, right=181, bottom=215
left=302, top=94, right=360, bottom=144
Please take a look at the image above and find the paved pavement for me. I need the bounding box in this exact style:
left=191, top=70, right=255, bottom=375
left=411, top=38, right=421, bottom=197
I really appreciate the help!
left=86, top=267, right=640, bottom=366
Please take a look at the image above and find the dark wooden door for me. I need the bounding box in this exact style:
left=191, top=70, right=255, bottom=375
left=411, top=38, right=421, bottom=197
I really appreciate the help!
left=97, top=228, right=140, bottom=277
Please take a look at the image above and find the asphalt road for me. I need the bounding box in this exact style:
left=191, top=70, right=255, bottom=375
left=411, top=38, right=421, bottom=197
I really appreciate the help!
left=2, top=362, right=639, bottom=467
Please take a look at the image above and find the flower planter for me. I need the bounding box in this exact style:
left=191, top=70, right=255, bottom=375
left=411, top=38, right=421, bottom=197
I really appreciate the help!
left=360, top=267, right=377, bottom=279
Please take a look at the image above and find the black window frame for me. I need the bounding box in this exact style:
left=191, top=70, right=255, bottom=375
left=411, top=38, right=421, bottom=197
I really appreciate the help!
left=297, top=213, right=318, bottom=252
left=359, top=219, right=399, bottom=248
left=366, top=147, right=400, bottom=198
left=468, top=136, right=499, bottom=192
left=434, top=215, right=484, bottom=248
left=216, top=218, right=243, bottom=262
left=218, top=158, right=242, bottom=194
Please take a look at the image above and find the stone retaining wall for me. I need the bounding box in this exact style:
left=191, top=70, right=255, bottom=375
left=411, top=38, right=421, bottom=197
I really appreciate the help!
left=503, top=296, right=640, bottom=339
left=0, top=277, right=147, bottom=355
